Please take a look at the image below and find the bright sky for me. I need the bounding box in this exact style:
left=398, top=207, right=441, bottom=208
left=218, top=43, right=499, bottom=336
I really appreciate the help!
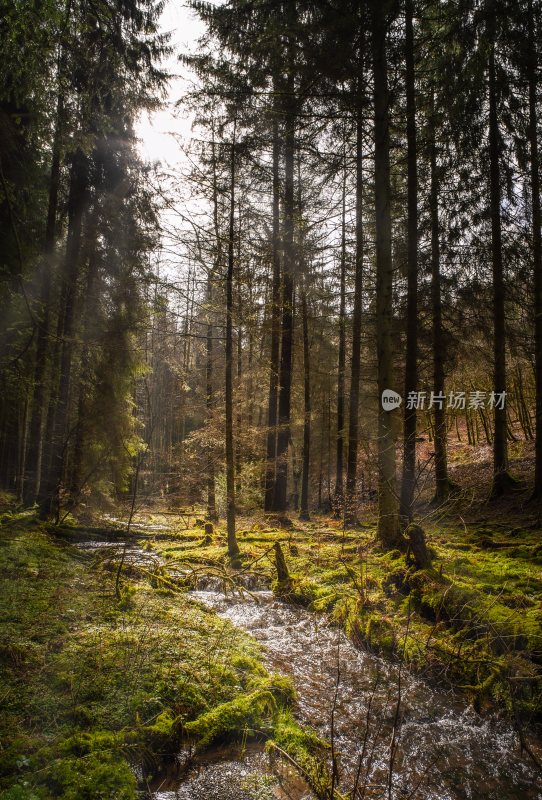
left=136, top=1, right=206, bottom=166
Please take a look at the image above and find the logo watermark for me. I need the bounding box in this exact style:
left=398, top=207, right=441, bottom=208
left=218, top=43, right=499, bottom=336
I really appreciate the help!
left=382, top=390, right=506, bottom=412
left=382, top=389, right=402, bottom=410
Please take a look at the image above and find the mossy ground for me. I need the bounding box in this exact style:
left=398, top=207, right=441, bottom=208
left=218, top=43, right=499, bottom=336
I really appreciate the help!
left=0, top=504, right=324, bottom=799
left=142, top=500, right=542, bottom=723
left=2, top=490, right=541, bottom=798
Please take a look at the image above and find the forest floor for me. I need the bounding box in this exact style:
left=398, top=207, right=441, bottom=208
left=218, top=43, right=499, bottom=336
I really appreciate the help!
left=0, top=502, right=325, bottom=800
left=141, top=497, right=542, bottom=718
left=1, top=478, right=542, bottom=798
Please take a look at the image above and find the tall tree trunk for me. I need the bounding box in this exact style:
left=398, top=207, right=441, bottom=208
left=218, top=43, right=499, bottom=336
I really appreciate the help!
left=327, top=392, right=332, bottom=509
left=16, top=394, right=29, bottom=503
left=69, top=205, right=100, bottom=504
left=399, top=0, right=418, bottom=524
left=264, top=105, right=282, bottom=511
left=430, top=92, right=454, bottom=503
left=39, top=309, right=63, bottom=492
left=334, top=141, right=347, bottom=508
left=226, top=135, right=239, bottom=558
left=206, top=129, right=222, bottom=522
left=488, top=17, right=512, bottom=495
left=274, top=72, right=296, bottom=513
left=372, top=0, right=401, bottom=547
left=318, top=398, right=325, bottom=509
left=236, top=291, right=243, bottom=503
left=206, top=279, right=218, bottom=521
left=235, top=205, right=243, bottom=504
left=345, top=45, right=365, bottom=525
left=178, top=268, right=193, bottom=480
left=69, top=352, right=89, bottom=506
left=0, top=411, right=17, bottom=493
left=38, top=148, right=89, bottom=520
left=23, top=93, right=64, bottom=504
left=300, top=284, right=311, bottom=520
left=528, top=0, right=542, bottom=499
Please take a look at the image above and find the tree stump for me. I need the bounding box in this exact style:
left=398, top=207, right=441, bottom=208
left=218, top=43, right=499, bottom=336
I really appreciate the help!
left=406, top=524, right=431, bottom=569
left=266, top=514, right=293, bottom=530
left=203, top=522, right=213, bottom=545
left=274, top=541, right=291, bottom=584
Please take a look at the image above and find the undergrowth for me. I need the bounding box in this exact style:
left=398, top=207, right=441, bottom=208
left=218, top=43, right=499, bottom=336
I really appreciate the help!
left=3, top=496, right=540, bottom=799
left=147, top=509, right=542, bottom=721
left=0, top=509, right=322, bottom=799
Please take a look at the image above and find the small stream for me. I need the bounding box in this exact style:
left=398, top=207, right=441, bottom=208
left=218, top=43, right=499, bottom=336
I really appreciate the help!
left=78, top=535, right=542, bottom=799
left=185, top=586, right=542, bottom=800
left=148, top=742, right=313, bottom=800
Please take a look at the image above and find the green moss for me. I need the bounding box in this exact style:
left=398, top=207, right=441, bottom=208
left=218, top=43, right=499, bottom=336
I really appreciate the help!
left=231, top=654, right=267, bottom=677
left=363, top=613, right=397, bottom=653
left=0, top=787, right=41, bottom=800
left=45, top=753, right=137, bottom=800
left=3, top=500, right=541, bottom=799
left=184, top=674, right=295, bottom=747
left=272, top=576, right=318, bottom=607
left=0, top=524, right=298, bottom=797
left=142, top=710, right=180, bottom=753
left=382, top=566, right=410, bottom=596
left=311, top=588, right=341, bottom=612
left=270, top=710, right=331, bottom=797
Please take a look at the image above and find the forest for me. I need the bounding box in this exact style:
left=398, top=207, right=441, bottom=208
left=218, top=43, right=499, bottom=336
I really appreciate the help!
left=1, top=0, right=542, bottom=798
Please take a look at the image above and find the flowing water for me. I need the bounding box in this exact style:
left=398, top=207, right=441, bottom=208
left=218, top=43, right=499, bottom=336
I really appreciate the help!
left=78, top=537, right=542, bottom=799
left=148, top=743, right=314, bottom=800
left=185, top=586, right=542, bottom=800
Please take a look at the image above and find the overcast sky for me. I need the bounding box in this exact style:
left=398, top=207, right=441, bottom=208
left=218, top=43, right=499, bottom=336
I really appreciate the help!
left=135, top=1, right=207, bottom=166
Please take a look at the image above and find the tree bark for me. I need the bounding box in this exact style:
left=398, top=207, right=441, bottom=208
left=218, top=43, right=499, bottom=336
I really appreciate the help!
left=274, top=71, right=296, bottom=513
left=236, top=243, right=243, bottom=503
left=345, top=46, right=365, bottom=525
left=264, top=104, right=281, bottom=511
left=16, top=394, right=29, bottom=503
left=207, top=131, right=221, bottom=522
left=488, top=15, right=512, bottom=495
left=399, top=0, right=418, bottom=524
left=334, top=141, right=347, bottom=508
left=206, top=298, right=219, bottom=521
left=69, top=205, right=100, bottom=505
left=23, top=93, right=64, bottom=504
left=528, top=0, right=542, bottom=499
left=406, top=524, right=431, bottom=569
left=38, top=148, right=89, bottom=519
left=273, top=541, right=291, bottom=588
left=372, top=0, right=401, bottom=548
left=178, top=268, right=194, bottom=481
left=300, top=285, right=311, bottom=520
left=430, top=92, right=454, bottom=503
left=226, top=134, right=239, bottom=559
